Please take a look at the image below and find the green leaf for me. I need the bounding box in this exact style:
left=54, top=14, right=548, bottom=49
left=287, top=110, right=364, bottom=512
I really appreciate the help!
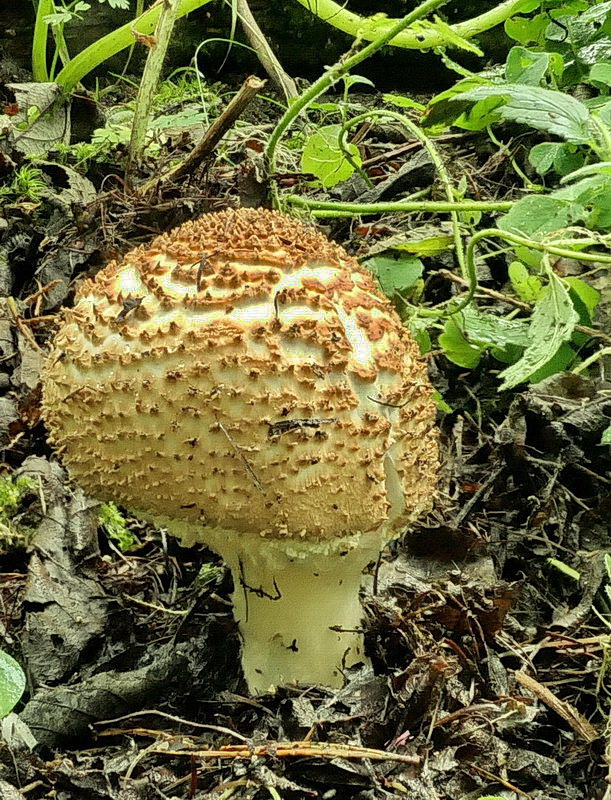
left=455, top=84, right=592, bottom=143
left=553, top=174, right=611, bottom=229
left=432, top=390, right=452, bottom=414
left=439, top=306, right=531, bottom=369
left=548, top=558, right=581, bottom=580
left=505, top=13, right=548, bottom=46
left=300, top=124, right=361, bottom=188
left=508, top=261, right=544, bottom=302
left=565, top=276, right=600, bottom=319
left=412, top=15, right=483, bottom=55
left=528, top=341, right=576, bottom=383
left=498, top=274, right=579, bottom=390
left=423, top=74, right=502, bottom=132
left=498, top=195, right=576, bottom=240
left=529, top=142, right=564, bottom=175
left=601, top=424, right=611, bottom=445
left=407, top=317, right=432, bottom=354
left=383, top=93, right=426, bottom=111
left=588, top=62, right=611, bottom=86
left=551, top=144, right=584, bottom=177
left=505, top=46, right=551, bottom=85
left=0, top=650, right=26, bottom=718
left=439, top=317, right=484, bottom=368
left=363, top=254, right=423, bottom=298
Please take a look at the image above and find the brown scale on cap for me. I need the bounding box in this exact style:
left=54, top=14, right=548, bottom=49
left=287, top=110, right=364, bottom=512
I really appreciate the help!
left=42, top=208, right=439, bottom=693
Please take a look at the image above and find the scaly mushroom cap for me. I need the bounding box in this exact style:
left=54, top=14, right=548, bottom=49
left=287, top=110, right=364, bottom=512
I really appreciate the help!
left=42, top=209, right=438, bottom=549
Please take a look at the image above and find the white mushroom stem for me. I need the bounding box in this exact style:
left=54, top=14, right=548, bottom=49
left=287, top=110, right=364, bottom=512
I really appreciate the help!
left=221, top=536, right=383, bottom=694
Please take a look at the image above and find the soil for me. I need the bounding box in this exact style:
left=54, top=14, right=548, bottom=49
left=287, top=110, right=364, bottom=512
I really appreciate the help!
left=1, top=21, right=610, bottom=800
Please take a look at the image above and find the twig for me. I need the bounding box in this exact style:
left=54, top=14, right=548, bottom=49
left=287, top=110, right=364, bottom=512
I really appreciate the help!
left=439, top=269, right=611, bottom=345
left=514, top=670, right=599, bottom=743
left=139, top=75, right=266, bottom=194
left=152, top=740, right=420, bottom=764
left=236, top=0, right=297, bottom=101
left=218, top=421, right=265, bottom=495
left=469, top=763, right=532, bottom=799
left=95, top=709, right=249, bottom=742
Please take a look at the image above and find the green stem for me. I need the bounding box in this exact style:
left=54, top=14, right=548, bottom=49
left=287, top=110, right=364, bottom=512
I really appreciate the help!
left=32, top=0, right=53, bottom=82
left=572, top=347, right=611, bottom=375
left=286, top=195, right=514, bottom=215
left=292, top=0, right=528, bottom=50
left=266, top=0, right=449, bottom=190
left=339, top=109, right=466, bottom=275
left=54, top=0, right=213, bottom=94
left=127, top=0, right=180, bottom=174
left=455, top=227, right=611, bottom=316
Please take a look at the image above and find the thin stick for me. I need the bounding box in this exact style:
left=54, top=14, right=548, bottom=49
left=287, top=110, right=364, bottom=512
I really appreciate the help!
left=236, top=0, right=297, bottom=101
left=152, top=740, right=420, bottom=764
left=514, top=670, right=599, bottom=743
left=139, top=75, right=266, bottom=194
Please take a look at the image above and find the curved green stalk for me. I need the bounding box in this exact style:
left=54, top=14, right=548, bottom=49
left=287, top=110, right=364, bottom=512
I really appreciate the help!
left=338, top=109, right=467, bottom=274
left=32, top=0, right=54, bottom=82
left=292, top=0, right=529, bottom=50
left=54, top=0, right=213, bottom=94
left=455, top=227, right=611, bottom=315
left=266, top=0, right=449, bottom=194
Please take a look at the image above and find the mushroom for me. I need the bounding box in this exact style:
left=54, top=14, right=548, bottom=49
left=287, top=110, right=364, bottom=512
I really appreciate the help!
left=42, top=208, right=439, bottom=694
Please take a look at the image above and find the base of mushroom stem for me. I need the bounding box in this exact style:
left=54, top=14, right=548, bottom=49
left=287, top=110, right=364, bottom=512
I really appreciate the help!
left=223, top=544, right=380, bottom=695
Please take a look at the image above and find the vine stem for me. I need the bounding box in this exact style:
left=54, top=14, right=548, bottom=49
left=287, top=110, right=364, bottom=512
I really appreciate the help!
left=291, top=0, right=529, bottom=50
left=285, top=196, right=514, bottom=214
left=338, top=109, right=466, bottom=274
left=265, top=0, right=449, bottom=196
left=456, top=227, right=611, bottom=315
left=54, top=0, right=214, bottom=94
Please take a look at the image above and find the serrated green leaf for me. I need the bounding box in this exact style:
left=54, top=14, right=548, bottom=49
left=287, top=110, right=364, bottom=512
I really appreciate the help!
left=393, top=234, right=454, bottom=257
left=454, top=84, right=592, bottom=143
left=439, top=306, right=531, bottom=369
left=498, top=274, right=578, bottom=390
left=363, top=255, right=423, bottom=298
left=301, top=124, right=361, bottom=188
left=509, top=261, right=544, bottom=302
left=528, top=341, right=576, bottom=383
left=499, top=195, right=577, bottom=240
left=0, top=650, right=26, bottom=718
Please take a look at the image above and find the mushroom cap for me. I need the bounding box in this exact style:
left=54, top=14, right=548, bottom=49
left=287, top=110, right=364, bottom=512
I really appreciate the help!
left=42, top=209, right=438, bottom=546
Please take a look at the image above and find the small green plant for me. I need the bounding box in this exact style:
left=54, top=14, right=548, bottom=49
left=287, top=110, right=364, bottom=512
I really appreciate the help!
left=0, top=650, right=26, bottom=718
left=0, top=474, right=36, bottom=548
left=0, top=165, right=47, bottom=202
left=99, top=502, right=141, bottom=551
